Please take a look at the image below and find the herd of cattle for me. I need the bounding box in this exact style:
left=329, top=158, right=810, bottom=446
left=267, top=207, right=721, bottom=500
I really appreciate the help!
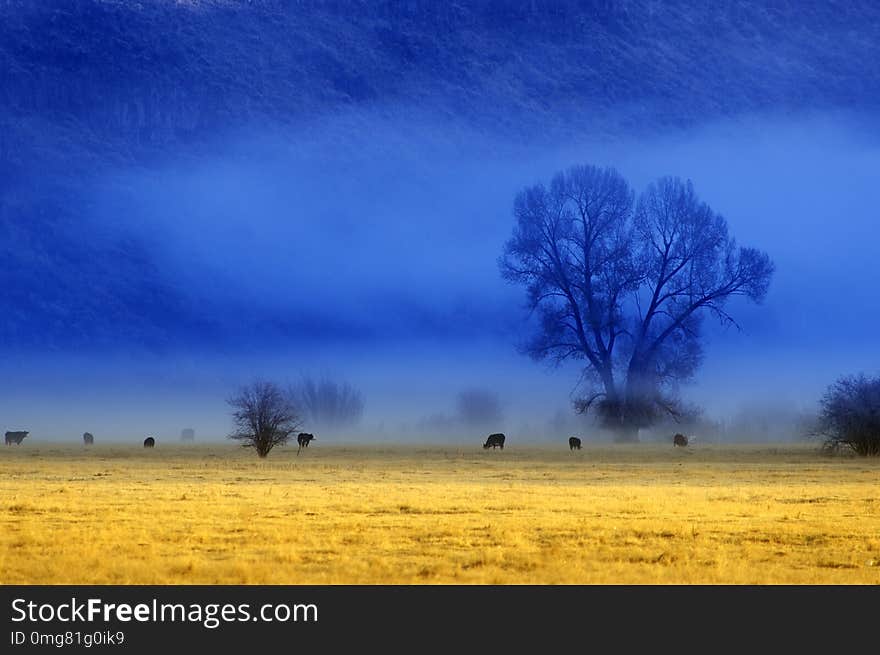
left=4, top=430, right=693, bottom=448
left=2, top=430, right=321, bottom=449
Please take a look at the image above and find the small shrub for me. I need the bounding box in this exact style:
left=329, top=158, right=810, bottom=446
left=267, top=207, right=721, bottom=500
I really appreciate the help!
left=816, top=374, right=880, bottom=456
left=228, top=381, right=301, bottom=458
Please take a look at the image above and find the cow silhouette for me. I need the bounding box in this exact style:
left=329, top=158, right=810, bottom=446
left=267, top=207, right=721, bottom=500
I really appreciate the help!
left=83, top=432, right=94, bottom=446
left=569, top=436, right=582, bottom=450
left=673, top=433, right=689, bottom=447
left=296, top=432, right=316, bottom=456
left=143, top=437, right=155, bottom=448
left=5, top=431, right=28, bottom=445
left=483, top=433, right=505, bottom=449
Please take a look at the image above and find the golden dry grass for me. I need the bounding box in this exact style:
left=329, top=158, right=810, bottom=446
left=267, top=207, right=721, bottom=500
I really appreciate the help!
left=1, top=443, right=879, bottom=584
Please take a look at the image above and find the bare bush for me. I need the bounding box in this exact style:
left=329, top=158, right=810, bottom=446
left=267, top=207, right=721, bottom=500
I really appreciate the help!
left=815, top=374, right=880, bottom=456
left=228, top=381, right=301, bottom=458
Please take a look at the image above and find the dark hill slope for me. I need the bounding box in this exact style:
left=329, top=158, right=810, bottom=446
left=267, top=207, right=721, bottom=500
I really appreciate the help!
left=3, top=0, right=880, bottom=161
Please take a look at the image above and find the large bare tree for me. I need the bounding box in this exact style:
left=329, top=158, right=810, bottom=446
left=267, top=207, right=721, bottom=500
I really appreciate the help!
left=500, top=165, right=774, bottom=441
left=228, top=381, right=301, bottom=457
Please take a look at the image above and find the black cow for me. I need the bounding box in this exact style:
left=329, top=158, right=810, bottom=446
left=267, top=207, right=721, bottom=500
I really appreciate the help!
left=297, top=432, right=316, bottom=450
left=83, top=432, right=94, bottom=446
left=569, top=436, right=582, bottom=450
left=483, top=433, right=505, bottom=449
left=5, top=430, right=28, bottom=445
left=673, top=433, right=689, bottom=447
left=143, top=437, right=155, bottom=448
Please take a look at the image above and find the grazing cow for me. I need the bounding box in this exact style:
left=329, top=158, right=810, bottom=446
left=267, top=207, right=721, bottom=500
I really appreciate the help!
left=297, top=433, right=316, bottom=453
left=483, top=433, right=505, bottom=449
left=143, top=437, right=155, bottom=448
left=180, top=428, right=195, bottom=442
left=83, top=432, right=94, bottom=446
left=5, top=430, right=28, bottom=445
left=673, top=433, right=689, bottom=447
left=569, top=436, right=582, bottom=450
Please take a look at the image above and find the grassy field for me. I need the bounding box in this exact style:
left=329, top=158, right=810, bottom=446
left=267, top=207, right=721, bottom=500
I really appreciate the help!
left=1, top=443, right=879, bottom=584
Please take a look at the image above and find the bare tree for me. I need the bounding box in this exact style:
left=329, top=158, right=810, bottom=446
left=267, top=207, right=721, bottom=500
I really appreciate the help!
left=456, top=388, right=503, bottom=428
left=500, top=165, right=774, bottom=441
left=293, top=376, right=364, bottom=430
left=815, top=374, right=880, bottom=456
left=228, top=381, right=301, bottom=457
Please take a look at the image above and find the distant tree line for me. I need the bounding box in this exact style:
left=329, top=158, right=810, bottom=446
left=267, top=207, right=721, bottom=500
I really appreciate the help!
left=292, top=376, right=365, bottom=430
left=415, top=388, right=504, bottom=437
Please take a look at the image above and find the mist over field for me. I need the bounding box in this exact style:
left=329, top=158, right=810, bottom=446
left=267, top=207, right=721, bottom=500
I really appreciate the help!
left=2, top=1, right=878, bottom=443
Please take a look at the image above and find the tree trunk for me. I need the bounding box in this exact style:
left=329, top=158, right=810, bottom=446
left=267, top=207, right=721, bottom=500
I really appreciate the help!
left=600, top=404, right=641, bottom=442
left=595, top=386, right=642, bottom=443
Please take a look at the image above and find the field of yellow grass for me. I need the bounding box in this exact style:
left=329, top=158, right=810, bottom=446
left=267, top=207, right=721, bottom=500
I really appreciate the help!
left=1, top=443, right=879, bottom=584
